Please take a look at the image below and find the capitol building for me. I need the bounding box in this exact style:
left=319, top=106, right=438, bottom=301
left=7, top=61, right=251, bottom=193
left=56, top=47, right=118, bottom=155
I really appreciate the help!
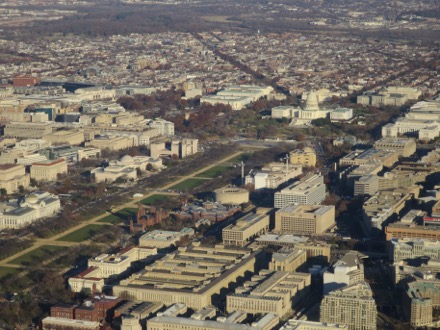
left=272, top=91, right=352, bottom=126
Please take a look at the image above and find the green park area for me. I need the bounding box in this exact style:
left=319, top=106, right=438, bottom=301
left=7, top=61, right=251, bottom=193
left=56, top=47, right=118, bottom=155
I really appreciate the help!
left=98, top=208, right=138, bottom=224
left=0, top=266, right=20, bottom=278
left=226, top=153, right=252, bottom=164
left=197, top=165, right=229, bottom=178
left=56, top=224, right=105, bottom=242
left=9, top=245, right=66, bottom=266
left=140, top=194, right=169, bottom=205
left=170, top=178, right=207, bottom=191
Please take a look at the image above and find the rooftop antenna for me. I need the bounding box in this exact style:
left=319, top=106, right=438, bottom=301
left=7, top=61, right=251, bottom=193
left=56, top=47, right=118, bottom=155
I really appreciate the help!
left=240, top=161, right=245, bottom=186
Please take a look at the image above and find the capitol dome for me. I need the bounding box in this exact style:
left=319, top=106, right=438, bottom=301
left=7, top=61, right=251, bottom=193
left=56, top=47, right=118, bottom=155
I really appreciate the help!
left=304, top=91, right=320, bottom=111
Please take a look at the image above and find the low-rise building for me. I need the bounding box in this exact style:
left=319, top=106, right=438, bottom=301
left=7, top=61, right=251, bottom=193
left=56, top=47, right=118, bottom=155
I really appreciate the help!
left=85, top=136, right=133, bottom=151
left=44, top=129, right=85, bottom=146
left=0, top=163, right=30, bottom=193
left=222, top=208, right=271, bottom=247
left=245, top=163, right=302, bottom=190
left=30, top=158, right=68, bottom=182
left=362, top=191, right=412, bottom=235
left=0, top=191, right=60, bottom=230
left=275, top=204, right=335, bottom=234
left=214, top=186, right=250, bottom=205
left=42, top=317, right=100, bottom=330
left=374, top=137, right=417, bottom=157
left=255, top=234, right=331, bottom=263
left=139, top=228, right=195, bottom=248
left=390, top=238, right=440, bottom=262
left=330, top=108, right=353, bottom=121
left=227, top=270, right=311, bottom=316
left=113, top=244, right=262, bottom=310
left=150, top=138, right=198, bottom=158
left=269, top=247, right=307, bottom=272
left=149, top=119, right=175, bottom=136
left=289, top=147, right=317, bottom=168
left=68, top=246, right=157, bottom=293
left=280, top=320, right=348, bottom=330
left=339, top=148, right=399, bottom=168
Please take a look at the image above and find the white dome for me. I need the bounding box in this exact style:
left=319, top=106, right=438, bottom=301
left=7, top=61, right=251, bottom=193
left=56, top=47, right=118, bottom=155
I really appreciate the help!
left=26, top=194, right=38, bottom=203
left=120, top=155, right=134, bottom=164
left=304, top=91, right=320, bottom=111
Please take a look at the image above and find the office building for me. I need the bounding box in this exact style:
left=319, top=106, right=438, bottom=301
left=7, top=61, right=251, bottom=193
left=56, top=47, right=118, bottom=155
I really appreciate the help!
left=275, top=204, right=335, bottom=234
left=113, top=244, right=262, bottom=310
left=269, top=247, right=307, bottom=272
left=323, top=251, right=366, bottom=294
left=320, top=282, right=377, bottom=330
left=223, top=208, right=271, bottom=247
left=245, top=163, right=302, bottom=190
left=147, top=313, right=279, bottom=330
left=330, top=108, right=353, bottom=121
left=353, top=175, right=379, bottom=196
left=68, top=246, right=157, bottom=293
left=0, top=164, right=30, bottom=193
left=389, top=238, right=440, bottom=262
left=30, top=158, right=68, bottom=182
left=339, top=148, right=399, bottom=168
left=280, top=320, right=348, bottom=330
left=149, top=119, right=175, bottom=136
left=289, top=148, right=317, bottom=168
left=138, top=228, right=195, bottom=248
left=42, top=317, right=100, bottom=330
left=4, top=122, right=53, bottom=139
left=255, top=234, right=331, bottom=263
left=274, top=173, right=326, bottom=208
left=362, top=191, right=412, bottom=235
left=373, top=137, right=416, bottom=157
left=227, top=270, right=311, bottom=316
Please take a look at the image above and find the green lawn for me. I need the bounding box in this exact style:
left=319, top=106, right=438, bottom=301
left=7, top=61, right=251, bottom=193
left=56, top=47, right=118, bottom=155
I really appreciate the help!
left=198, top=165, right=229, bottom=178
left=98, top=208, right=138, bottom=224
left=226, top=153, right=252, bottom=164
left=0, top=266, right=20, bottom=278
left=9, top=245, right=65, bottom=266
left=56, top=224, right=105, bottom=242
left=170, top=178, right=207, bottom=191
left=140, top=194, right=169, bottom=205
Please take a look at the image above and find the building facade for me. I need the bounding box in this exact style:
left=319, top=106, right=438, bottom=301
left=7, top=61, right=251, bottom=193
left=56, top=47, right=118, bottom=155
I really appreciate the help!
left=275, top=204, right=335, bottom=234
left=274, top=173, right=326, bottom=208
left=320, top=282, right=377, bottom=330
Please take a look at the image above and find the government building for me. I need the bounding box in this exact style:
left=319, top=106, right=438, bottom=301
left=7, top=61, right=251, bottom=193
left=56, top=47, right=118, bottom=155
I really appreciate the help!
left=222, top=208, right=271, bottom=247
left=226, top=270, right=310, bottom=317
left=113, top=243, right=262, bottom=310
left=274, top=173, right=326, bottom=208
left=274, top=204, right=335, bottom=234
left=0, top=191, right=60, bottom=230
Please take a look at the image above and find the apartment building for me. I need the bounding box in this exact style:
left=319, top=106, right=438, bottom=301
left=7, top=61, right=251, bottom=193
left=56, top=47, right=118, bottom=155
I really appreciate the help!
left=320, top=282, right=377, bottom=330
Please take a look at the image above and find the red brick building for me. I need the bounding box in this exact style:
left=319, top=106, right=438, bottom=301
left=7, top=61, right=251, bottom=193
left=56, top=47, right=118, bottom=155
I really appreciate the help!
left=12, top=75, right=40, bottom=87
